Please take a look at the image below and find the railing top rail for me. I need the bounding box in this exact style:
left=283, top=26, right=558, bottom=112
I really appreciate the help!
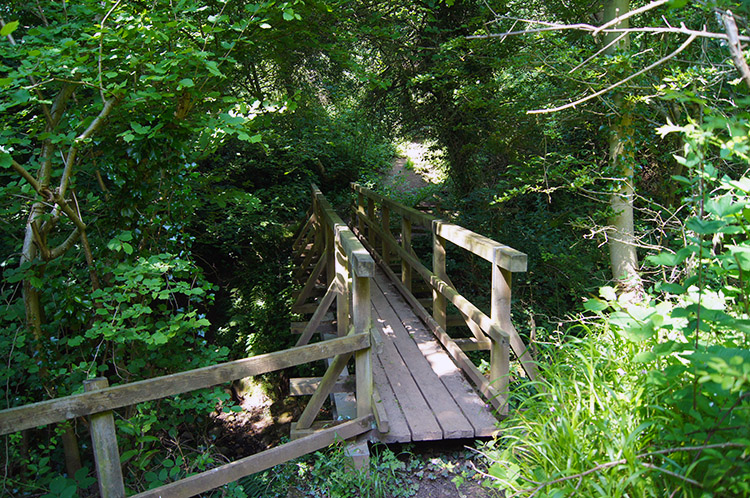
left=0, top=334, right=370, bottom=436
left=351, top=183, right=527, bottom=272
left=312, top=183, right=374, bottom=277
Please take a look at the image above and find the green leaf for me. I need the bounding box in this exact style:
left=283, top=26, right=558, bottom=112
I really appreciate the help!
left=0, top=20, right=19, bottom=36
left=68, top=336, right=85, bottom=347
left=583, top=297, right=608, bottom=312
left=656, top=282, right=686, bottom=294
left=260, top=23, right=272, bottom=29
left=0, top=152, right=11, bottom=168
left=686, top=217, right=725, bottom=235
left=634, top=351, right=657, bottom=363
left=122, top=242, right=134, bottom=255
left=282, top=10, right=294, bottom=21
left=177, top=78, right=195, bottom=89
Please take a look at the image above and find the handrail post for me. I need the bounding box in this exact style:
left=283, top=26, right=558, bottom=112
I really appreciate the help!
left=335, top=233, right=350, bottom=337
left=432, top=220, right=447, bottom=331
left=352, top=264, right=372, bottom=419
left=357, top=190, right=366, bottom=235
left=367, top=198, right=376, bottom=246
left=490, top=249, right=512, bottom=416
left=84, top=378, right=125, bottom=498
left=326, top=223, right=335, bottom=289
left=401, top=217, right=412, bottom=292
left=381, top=205, right=391, bottom=267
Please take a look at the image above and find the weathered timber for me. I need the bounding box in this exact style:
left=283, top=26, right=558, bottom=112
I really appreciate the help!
left=353, top=231, right=505, bottom=412
left=371, top=305, right=442, bottom=440
left=290, top=320, right=336, bottom=335
left=372, top=355, right=411, bottom=443
left=292, top=256, right=327, bottom=307
left=296, top=347, right=355, bottom=430
left=133, top=416, right=374, bottom=498
left=370, top=281, right=474, bottom=439
left=84, top=378, right=125, bottom=498
left=0, top=333, right=370, bottom=435
left=454, top=337, right=493, bottom=351
left=353, top=183, right=527, bottom=272
left=370, top=388, right=389, bottom=434
left=295, top=281, right=337, bottom=347
left=375, top=275, right=497, bottom=437
left=289, top=377, right=354, bottom=396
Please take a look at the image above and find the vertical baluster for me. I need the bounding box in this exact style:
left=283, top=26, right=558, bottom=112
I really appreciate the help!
left=367, top=198, right=376, bottom=247
left=401, top=217, right=412, bottom=292
left=381, top=205, right=390, bottom=267
left=432, top=220, right=447, bottom=331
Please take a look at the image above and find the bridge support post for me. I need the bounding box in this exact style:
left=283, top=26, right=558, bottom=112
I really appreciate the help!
left=84, top=378, right=126, bottom=498
left=352, top=266, right=372, bottom=420
left=490, top=253, right=513, bottom=416
left=432, top=220, right=447, bottom=331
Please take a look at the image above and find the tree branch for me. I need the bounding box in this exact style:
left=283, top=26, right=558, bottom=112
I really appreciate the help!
left=49, top=228, right=81, bottom=260
left=60, top=96, right=120, bottom=197
left=593, top=0, right=671, bottom=36
left=527, top=33, right=698, bottom=115
left=722, top=10, right=750, bottom=89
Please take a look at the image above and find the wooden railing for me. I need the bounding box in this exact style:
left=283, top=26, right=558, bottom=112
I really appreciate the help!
left=288, top=184, right=376, bottom=437
left=351, top=183, right=538, bottom=414
left=0, top=186, right=376, bottom=498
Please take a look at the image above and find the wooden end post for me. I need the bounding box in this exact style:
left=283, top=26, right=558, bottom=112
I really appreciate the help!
left=432, top=220, right=447, bottom=331
left=83, top=378, right=125, bottom=498
left=490, top=252, right=512, bottom=416
left=401, top=217, right=412, bottom=292
left=352, top=265, right=372, bottom=420
left=381, top=205, right=390, bottom=266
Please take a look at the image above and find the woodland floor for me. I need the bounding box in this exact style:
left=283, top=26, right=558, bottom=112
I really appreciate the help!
left=204, top=144, right=499, bottom=496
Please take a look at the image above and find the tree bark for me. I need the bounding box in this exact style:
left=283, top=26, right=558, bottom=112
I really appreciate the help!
left=604, top=0, right=644, bottom=301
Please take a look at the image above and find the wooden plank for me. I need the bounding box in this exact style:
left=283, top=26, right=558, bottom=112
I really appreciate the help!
left=84, top=379, right=125, bottom=498
left=370, top=306, right=443, bottom=441
left=133, top=416, right=374, bottom=498
left=353, top=232, right=506, bottom=413
left=371, top=355, right=410, bottom=443
left=289, top=377, right=354, bottom=396
left=433, top=220, right=527, bottom=272
left=454, top=337, right=493, bottom=351
left=290, top=320, right=336, bottom=335
left=357, top=212, right=504, bottom=345
left=352, top=183, right=434, bottom=228
left=296, top=349, right=354, bottom=429
left=295, top=281, right=337, bottom=347
left=0, top=333, right=370, bottom=435
left=370, top=388, right=389, bottom=434
left=375, top=274, right=499, bottom=437
left=370, top=280, right=474, bottom=439
left=292, top=256, right=327, bottom=308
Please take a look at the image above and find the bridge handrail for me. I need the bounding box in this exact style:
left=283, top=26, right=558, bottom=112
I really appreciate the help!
left=351, top=183, right=526, bottom=272
left=351, top=183, right=539, bottom=411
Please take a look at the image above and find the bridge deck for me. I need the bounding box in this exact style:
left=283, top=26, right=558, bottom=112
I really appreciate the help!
left=368, top=268, right=498, bottom=442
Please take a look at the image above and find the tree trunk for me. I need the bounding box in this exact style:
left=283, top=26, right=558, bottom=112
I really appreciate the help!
left=604, top=0, right=644, bottom=301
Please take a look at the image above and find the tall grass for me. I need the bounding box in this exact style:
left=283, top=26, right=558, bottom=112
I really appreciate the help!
left=478, top=323, right=749, bottom=497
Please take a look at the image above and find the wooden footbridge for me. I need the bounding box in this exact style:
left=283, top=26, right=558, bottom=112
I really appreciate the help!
left=0, top=184, right=538, bottom=497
